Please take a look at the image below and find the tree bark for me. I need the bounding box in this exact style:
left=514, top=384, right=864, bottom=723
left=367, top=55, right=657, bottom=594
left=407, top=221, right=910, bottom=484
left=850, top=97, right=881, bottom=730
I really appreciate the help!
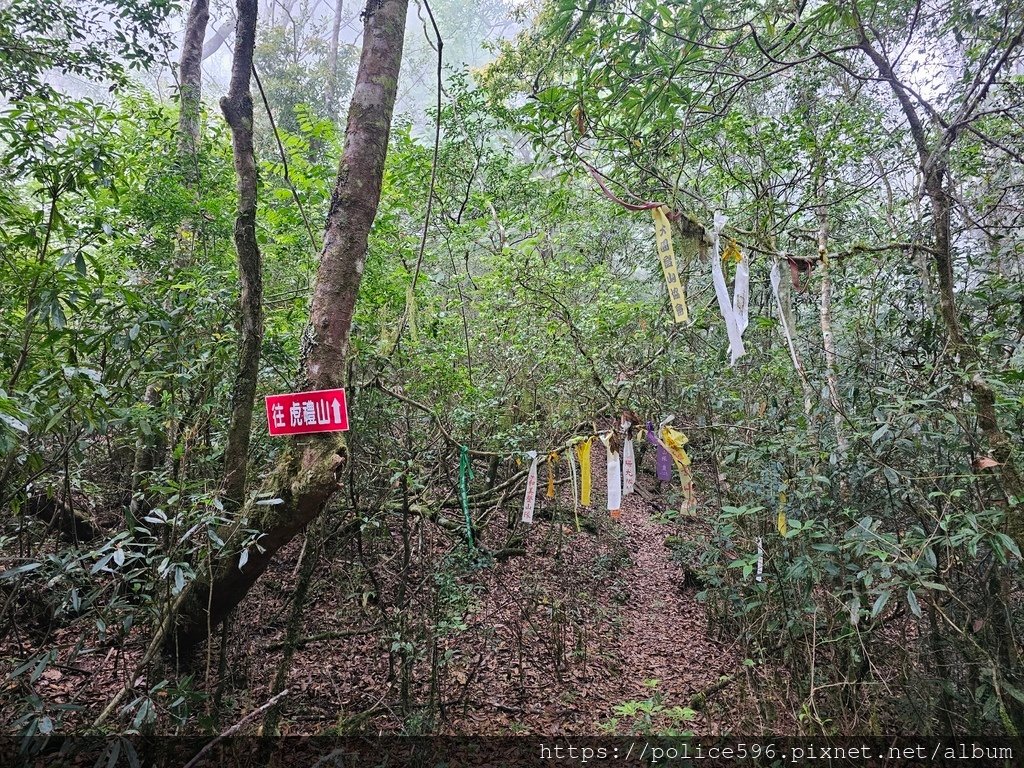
left=325, top=0, right=344, bottom=119
left=860, top=30, right=1024, bottom=737
left=177, top=0, right=210, bottom=171
left=860, top=36, right=1023, bottom=543
left=815, top=173, right=847, bottom=458
left=219, top=0, right=263, bottom=509
left=303, top=0, right=407, bottom=391
left=170, top=0, right=409, bottom=654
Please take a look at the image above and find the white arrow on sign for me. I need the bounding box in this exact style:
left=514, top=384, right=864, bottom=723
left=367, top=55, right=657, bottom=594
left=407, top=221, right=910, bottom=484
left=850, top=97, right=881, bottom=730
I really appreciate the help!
left=332, top=398, right=342, bottom=424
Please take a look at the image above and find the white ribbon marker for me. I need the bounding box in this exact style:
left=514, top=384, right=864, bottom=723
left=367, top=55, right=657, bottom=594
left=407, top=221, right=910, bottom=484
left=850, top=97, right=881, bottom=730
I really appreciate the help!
left=733, top=252, right=750, bottom=336
left=770, top=261, right=801, bottom=371
left=710, top=211, right=746, bottom=365
left=522, top=450, right=539, bottom=524
left=756, top=536, right=764, bottom=583
left=600, top=433, right=622, bottom=513
left=622, top=436, right=636, bottom=496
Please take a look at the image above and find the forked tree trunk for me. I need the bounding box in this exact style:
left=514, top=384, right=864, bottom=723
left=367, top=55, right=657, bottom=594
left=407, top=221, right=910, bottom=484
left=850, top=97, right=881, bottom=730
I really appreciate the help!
left=170, top=0, right=409, bottom=655
left=220, top=0, right=263, bottom=508
left=860, top=36, right=1022, bottom=542
left=860, top=32, right=1024, bottom=736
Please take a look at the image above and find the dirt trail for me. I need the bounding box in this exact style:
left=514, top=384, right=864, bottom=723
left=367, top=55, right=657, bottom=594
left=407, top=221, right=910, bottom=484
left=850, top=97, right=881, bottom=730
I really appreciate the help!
left=439, top=445, right=744, bottom=734
left=613, top=486, right=739, bottom=718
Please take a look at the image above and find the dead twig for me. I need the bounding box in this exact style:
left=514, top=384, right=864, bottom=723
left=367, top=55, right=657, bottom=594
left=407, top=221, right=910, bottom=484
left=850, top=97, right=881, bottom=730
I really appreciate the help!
left=181, top=688, right=290, bottom=768
left=266, top=628, right=376, bottom=652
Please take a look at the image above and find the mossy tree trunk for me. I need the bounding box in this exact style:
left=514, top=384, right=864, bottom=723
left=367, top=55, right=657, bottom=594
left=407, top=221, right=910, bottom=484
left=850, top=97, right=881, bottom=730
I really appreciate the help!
left=220, top=0, right=263, bottom=509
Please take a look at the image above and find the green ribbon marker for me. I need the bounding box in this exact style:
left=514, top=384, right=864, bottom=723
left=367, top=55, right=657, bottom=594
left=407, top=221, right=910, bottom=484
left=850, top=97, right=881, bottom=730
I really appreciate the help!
left=459, top=445, right=475, bottom=549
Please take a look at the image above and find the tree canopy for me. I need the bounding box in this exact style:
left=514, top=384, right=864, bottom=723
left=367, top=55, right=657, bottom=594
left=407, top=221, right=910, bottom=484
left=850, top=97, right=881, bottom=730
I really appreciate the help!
left=1, top=0, right=1023, bottom=756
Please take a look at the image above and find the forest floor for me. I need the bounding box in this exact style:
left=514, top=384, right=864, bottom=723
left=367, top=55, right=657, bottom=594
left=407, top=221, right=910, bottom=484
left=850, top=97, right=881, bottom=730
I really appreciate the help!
left=226, top=443, right=765, bottom=736
left=15, top=443, right=770, bottom=736
left=434, top=482, right=749, bottom=735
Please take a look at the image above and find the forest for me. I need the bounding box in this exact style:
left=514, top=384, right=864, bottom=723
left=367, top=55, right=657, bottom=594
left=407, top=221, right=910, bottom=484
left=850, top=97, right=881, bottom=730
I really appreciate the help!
left=1, top=0, right=1023, bottom=765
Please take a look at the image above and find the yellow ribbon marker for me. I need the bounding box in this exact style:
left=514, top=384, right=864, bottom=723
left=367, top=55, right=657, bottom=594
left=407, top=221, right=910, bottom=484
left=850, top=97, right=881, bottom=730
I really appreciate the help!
left=661, top=426, right=695, bottom=513
left=722, top=238, right=743, bottom=265
left=546, top=452, right=559, bottom=499
left=576, top=438, right=593, bottom=507
left=660, top=426, right=691, bottom=467
left=652, top=205, right=689, bottom=324
left=777, top=490, right=788, bottom=536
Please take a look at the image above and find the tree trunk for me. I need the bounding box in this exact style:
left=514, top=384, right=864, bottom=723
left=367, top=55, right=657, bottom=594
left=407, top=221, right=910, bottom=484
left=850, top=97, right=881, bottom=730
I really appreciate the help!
left=325, top=0, right=344, bottom=119
left=220, top=0, right=263, bottom=509
left=860, top=37, right=1023, bottom=543
left=925, top=166, right=1023, bottom=533
left=170, top=0, right=409, bottom=655
left=815, top=174, right=847, bottom=458
left=129, top=0, right=210, bottom=517
left=177, top=0, right=210, bottom=171
left=861, top=31, right=1024, bottom=737
left=303, top=0, right=407, bottom=391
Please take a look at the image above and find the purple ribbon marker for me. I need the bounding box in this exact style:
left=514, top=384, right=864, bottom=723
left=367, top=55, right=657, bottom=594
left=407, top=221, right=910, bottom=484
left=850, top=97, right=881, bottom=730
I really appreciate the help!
left=646, top=421, right=673, bottom=482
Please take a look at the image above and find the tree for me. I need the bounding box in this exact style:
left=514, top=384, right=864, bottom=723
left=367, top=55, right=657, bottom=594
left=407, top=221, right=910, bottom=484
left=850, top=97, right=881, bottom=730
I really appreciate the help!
left=325, top=0, right=346, bottom=120
left=220, top=0, right=264, bottom=509
left=129, top=0, right=212, bottom=519
left=253, top=1, right=356, bottom=135
left=171, top=0, right=411, bottom=654
left=177, top=0, right=211, bottom=165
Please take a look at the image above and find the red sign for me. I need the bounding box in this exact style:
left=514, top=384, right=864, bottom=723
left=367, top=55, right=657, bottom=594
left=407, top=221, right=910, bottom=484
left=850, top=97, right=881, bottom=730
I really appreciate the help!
left=265, top=388, right=349, bottom=436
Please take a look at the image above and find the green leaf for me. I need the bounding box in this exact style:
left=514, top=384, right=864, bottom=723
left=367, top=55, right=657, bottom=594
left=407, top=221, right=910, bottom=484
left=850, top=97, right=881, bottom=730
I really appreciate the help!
left=906, top=588, right=921, bottom=618
left=1, top=562, right=42, bottom=580
left=870, top=424, right=889, bottom=445
left=0, top=413, right=29, bottom=433
left=994, top=533, right=1021, bottom=560
left=871, top=590, right=890, bottom=618
left=132, top=699, right=151, bottom=730
left=921, top=546, right=937, bottom=570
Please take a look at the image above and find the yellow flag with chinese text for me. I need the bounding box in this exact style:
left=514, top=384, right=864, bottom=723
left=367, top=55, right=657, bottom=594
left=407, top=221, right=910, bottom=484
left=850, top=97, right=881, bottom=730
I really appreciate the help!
left=652, top=206, right=689, bottom=324
left=576, top=438, right=593, bottom=507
